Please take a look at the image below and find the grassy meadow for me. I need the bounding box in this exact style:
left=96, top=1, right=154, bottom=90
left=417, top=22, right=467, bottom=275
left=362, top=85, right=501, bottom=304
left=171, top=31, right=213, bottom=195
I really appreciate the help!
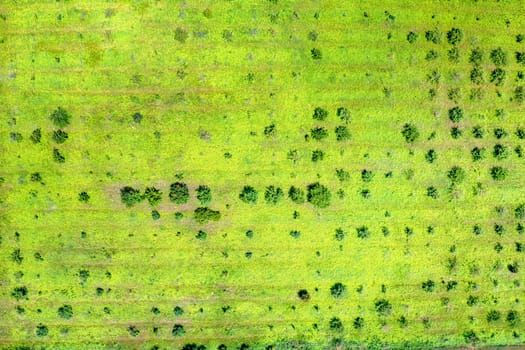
left=0, top=0, right=524, bottom=349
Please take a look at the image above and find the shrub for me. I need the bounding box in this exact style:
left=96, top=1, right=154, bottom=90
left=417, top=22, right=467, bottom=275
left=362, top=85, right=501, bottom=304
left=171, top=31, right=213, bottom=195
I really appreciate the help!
left=11, top=286, right=28, bottom=300
left=334, top=227, right=346, bottom=241
left=195, top=185, right=211, bottom=205
left=128, top=325, right=140, bottom=337
left=330, top=282, right=347, bottom=298
left=518, top=34, right=525, bottom=43
left=490, top=47, right=507, bottom=66
left=507, top=310, right=520, bottom=327
left=447, top=166, right=466, bottom=184
left=172, top=324, right=185, bottom=337
left=514, top=86, right=524, bottom=102
left=356, top=226, right=370, bottom=239
left=151, top=210, right=160, bottom=220
left=425, top=149, right=437, bottom=163
left=120, top=186, right=143, bottom=207
left=425, top=29, right=441, bottom=44
left=490, top=166, right=508, bottom=181
left=312, top=107, right=328, bottom=121
left=263, top=123, right=276, bottom=137
left=36, top=324, right=48, bottom=337
left=353, top=317, right=364, bottom=329
left=337, top=107, right=350, bottom=123
left=516, top=128, right=525, bottom=139
left=469, top=48, right=483, bottom=64
left=463, top=330, right=479, bottom=343
left=508, top=262, right=519, bottom=273
left=194, top=207, right=221, bottom=224
left=401, top=123, right=419, bottom=143
left=52, top=129, right=69, bottom=144
left=144, top=187, right=162, bottom=206
left=11, top=248, right=23, bottom=264
left=471, top=147, right=486, bottom=161
left=375, top=299, right=392, bottom=317
left=470, top=67, right=484, bottom=84
left=30, top=172, right=42, bottom=182
left=446, top=28, right=463, bottom=45
left=132, top=112, right=143, bottom=123
left=57, top=304, right=73, bottom=319
left=264, top=185, right=284, bottom=205
left=425, top=50, right=438, bottom=61
left=427, top=186, right=438, bottom=199
left=30, top=128, right=41, bottom=143
left=487, top=310, right=501, bottom=322
left=329, top=317, right=343, bottom=332
left=450, top=127, right=462, bottom=139
left=310, top=127, right=329, bottom=141
left=361, top=169, right=374, bottom=182
left=427, top=70, right=440, bottom=84
left=311, top=149, right=324, bottom=162
left=297, top=289, right=310, bottom=301
left=78, top=191, right=90, bottom=203
left=173, top=306, right=184, bottom=316
left=472, top=125, right=485, bottom=139
left=311, top=48, right=322, bottom=60
left=195, top=230, right=207, bottom=240
left=288, top=186, right=305, bottom=204
left=306, top=182, right=331, bottom=208
left=494, top=128, right=508, bottom=139
left=174, top=27, right=189, bottom=43
left=422, top=280, right=435, bottom=292
left=517, top=51, right=525, bottom=65
left=473, top=225, right=482, bottom=235
left=169, top=182, right=189, bottom=204
left=239, top=186, right=258, bottom=204
left=53, top=148, right=65, bottom=163
left=334, top=125, right=350, bottom=141
left=448, top=47, right=460, bottom=63
left=515, top=204, right=525, bottom=219
left=448, top=106, right=464, bottom=123
left=407, top=31, right=418, bottom=43
left=493, top=144, right=509, bottom=160
left=289, top=230, right=301, bottom=238
left=50, top=107, right=71, bottom=127
left=490, top=68, right=506, bottom=86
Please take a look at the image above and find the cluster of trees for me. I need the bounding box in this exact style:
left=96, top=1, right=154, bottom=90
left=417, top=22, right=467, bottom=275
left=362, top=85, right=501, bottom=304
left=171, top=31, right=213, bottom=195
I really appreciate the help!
left=239, top=183, right=331, bottom=208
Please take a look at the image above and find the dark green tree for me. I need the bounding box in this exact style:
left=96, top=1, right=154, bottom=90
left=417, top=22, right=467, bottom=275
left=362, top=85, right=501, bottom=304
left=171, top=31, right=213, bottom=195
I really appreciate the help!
left=448, top=106, right=464, bottom=123
left=193, top=207, right=221, bottom=224
left=306, top=182, right=331, bottom=208
left=288, top=186, right=305, bottom=204
left=30, top=128, right=42, bottom=143
left=264, top=185, right=284, bottom=205
left=490, top=166, right=508, bottom=181
left=447, top=28, right=463, bottom=45
left=334, top=125, right=351, bottom=141
left=78, top=192, right=90, bottom=203
left=447, top=166, right=466, bottom=184
left=120, top=186, right=143, bottom=207
left=239, top=186, right=258, bottom=204
left=312, top=107, right=328, bottom=121
left=172, top=324, right=185, bottom=337
left=310, top=127, right=329, bottom=141
left=196, top=185, right=211, bottom=205
left=375, top=299, right=392, bottom=317
left=52, top=129, right=69, bottom=144
left=169, top=182, right=189, bottom=204
left=401, top=123, right=419, bottom=143
left=407, top=31, right=418, bottom=43
left=330, top=282, right=347, bottom=298
left=57, top=304, right=73, bottom=319
left=329, top=317, right=344, bottom=332
left=50, top=107, right=71, bottom=128
left=144, top=187, right=162, bottom=206
left=36, top=324, right=48, bottom=337
left=490, top=47, right=507, bottom=66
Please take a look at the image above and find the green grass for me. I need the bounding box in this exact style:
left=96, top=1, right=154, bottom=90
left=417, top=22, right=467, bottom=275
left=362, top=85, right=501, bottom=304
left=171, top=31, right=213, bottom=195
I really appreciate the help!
left=1, top=1, right=524, bottom=349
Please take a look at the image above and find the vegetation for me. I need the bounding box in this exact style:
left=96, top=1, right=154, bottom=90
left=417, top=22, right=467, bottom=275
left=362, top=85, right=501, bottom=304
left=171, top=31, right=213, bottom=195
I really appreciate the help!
left=194, top=207, right=221, bottom=224
left=144, top=187, right=162, bottom=206
left=306, top=183, right=331, bottom=208
left=49, top=107, right=71, bottom=128
left=120, top=186, right=143, bottom=207
left=401, top=123, right=419, bottom=143
left=169, top=182, right=190, bottom=204
left=196, top=185, right=211, bottom=205
left=288, top=186, right=305, bottom=204
left=264, top=185, right=284, bottom=205
left=239, top=186, right=258, bottom=204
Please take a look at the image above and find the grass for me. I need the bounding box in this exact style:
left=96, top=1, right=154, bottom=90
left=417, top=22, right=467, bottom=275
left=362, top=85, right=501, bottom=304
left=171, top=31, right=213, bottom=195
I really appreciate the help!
left=0, top=1, right=524, bottom=349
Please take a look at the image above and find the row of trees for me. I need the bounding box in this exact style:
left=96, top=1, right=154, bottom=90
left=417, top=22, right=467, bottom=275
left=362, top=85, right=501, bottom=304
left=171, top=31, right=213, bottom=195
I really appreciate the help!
left=239, top=183, right=331, bottom=208
left=120, top=183, right=212, bottom=207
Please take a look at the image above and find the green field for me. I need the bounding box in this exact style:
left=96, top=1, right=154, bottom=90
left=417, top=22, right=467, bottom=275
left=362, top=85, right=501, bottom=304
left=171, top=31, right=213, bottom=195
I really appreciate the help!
left=1, top=1, right=525, bottom=349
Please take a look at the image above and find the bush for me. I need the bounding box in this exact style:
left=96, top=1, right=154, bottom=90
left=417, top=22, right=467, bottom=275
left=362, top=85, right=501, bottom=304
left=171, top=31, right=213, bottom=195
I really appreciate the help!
left=447, top=166, right=466, bottom=184
left=514, top=86, right=524, bottom=103
left=493, top=144, right=509, bottom=160
left=517, top=51, right=525, bottom=65
left=470, top=67, right=484, bottom=84
left=311, top=149, right=324, bottom=162
left=195, top=185, right=211, bottom=205
left=289, top=230, right=301, bottom=238
left=11, top=286, right=28, bottom=300
left=471, top=147, right=486, bottom=161
left=421, top=280, right=435, bottom=292
left=494, top=128, right=508, bottom=139
left=297, top=289, right=310, bottom=301
left=334, top=227, right=346, bottom=241
left=239, top=186, right=258, bottom=204
left=174, top=27, right=188, bottom=43
left=448, top=47, right=460, bottom=63
left=36, top=324, right=48, bottom=337
left=425, top=50, right=438, bottom=61
left=311, top=48, right=322, bottom=60
left=10, top=132, right=23, bottom=143
left=490, top=68, right=506, bottom=86
left=310, top=127, right=328, bottom=141
left=264, top=185, right=284, bottom=205
left=334, top=125, right=350, bottom=141
left=120, top=186, right=143, bottom=207
left=53, top=148, right=65, bottom=163
left=427, top=70, right=440, bottom=84
left=518, top=34, right=525, bottom=43
left=463, top=330, right=479, bottom=343
left=78, top=191, right=90, bottom=203
left=128, top=325, right=140, bottom=337
left=52, top=129, right=69, bottom=144
left=329, top=317, right=344, bottom=332
left=288, top=186, right=305, bottom=204
left=57, top=304, right=73, bottom=319
left=516, top=128, right=525, bottom=139
left=306, top=182, right=331, bottom=208
left=508, top=262, right=519, bottom=273
left=406, top=31, right=418, bottom=44
left=30, top=128, right=41, bottom=143
left=11, top=248, right=23, bottom=264
left=447, top=28, right=463, bottom=45
left=469, top=48, right=483, bottom=65
left=353, top=317, right=364, bottom=329
left=401, top=123, right=419, bottom=143
left=490, top=166, right=508, bottom=181
left=330, top=282, right=347, bottom=298
left=426, top=186, right=438, bottom=199
left=448, top=106, right=464, bottom=123
left=132, top=112, right=143, bottom=123
left=375, top=299, right=392, bottom=317
left=50, top=107, right=71, bottom=127
left=494, top=224, right=505, bottom=236
left=337, top=107, right=350, bottom=123
left=195, top=230, right=207, bottom=240
left=425, top=29, right=441, bottom=44
left=151, top=210, right=160, bottom=220
left=312, top=107, right=328, bottom=121
left=487, top=310, right=501, bottom=322
left=172, top=324, right=185, bottom=337
left=263, top=123, right=276, bottom=137
left=472, top=125, right=485, bottom=139
left=335, top=169, right=350, bottom=182
left=490, top=47, right=507, bottom=66
left=173, top=306, right=184, bottom=316
left=169, top=182, right=189, bottom=204
left=144, top=187, right=162, bottom=206
left=425, top=149, right=437, bottom=163
left=30, top=172, right=42, bottom=182
left=361, top=169, right=374, bottom=182
left=356, top=226, right=370, bottom=239
left=194, top=207, right=221, bottom=224
left=450, top=127, right=462, bottom=139
left=507, top=310, right=520, bottom=327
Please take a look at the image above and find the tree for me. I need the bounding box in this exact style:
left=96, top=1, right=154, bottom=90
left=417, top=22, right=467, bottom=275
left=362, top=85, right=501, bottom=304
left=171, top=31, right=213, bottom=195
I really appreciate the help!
left=472, top=125, right=485, bottom=139
left=447, top=28, right=463, bottom=45
left=494, top=128, right=508, bottom=139
left=406, top=31, right=418, bottom=44
left=507, top=310, right=520, bottom=327
left=514, top=86, right=524, bottom=103
left=426, top=186, right=438, bottom=199
left=463, top=330, right=479, bottom=344
left=329, top=317, right=344, bottom=332
left=337, top=107, right=351, bottom=123
left=490, top=68, right=506, bottom=86
left=169, top=182, right=189, bottom=204
left=356, top=226, right=370, bottom=239
left=30, top=128, right=42, bottom=143
left=490, top=166, right=508, bottom=181
left=375, top=299, right=392, bottom=317
left=425, top=149, right=437, bottom=163
left=239, top=186, right=258, bottom=204
left=361, top=169, right=374, bottom=182
left=335, top=169, right=350, bottom=182
left=174, top=27, right=189, bottom=43
left=52, top=129, right=69, bottom=144
left=450, top=127, right=462, bottom=139
left=173, top=306, right=184, bottom=316
left=288, top=186, right=305, bottom=204
left=334, top=227, right=346, bottom=241
left=310, top=127, right=329, bottom=141
left=425, top=29, right=441, bottom=44
left=517, top=51, right=525, bottom=65
left=50, top=107, right=71, bottom=127
left=421, top=280, right=435, bottom=292
left=297, top=289, right=310, bottom=301
left=194, top=207, right=221, bottom=224
left=132, top=112, right=143, bottom=123
left=78, top=191, right=90, bottom=203
left=195, top=185, right=211, bottom=205
left=11, top=248, right=23, bottom=264
left=334, top=125, right=350, bottom=141
left=36, top=324, right=48, bottom=337
left=516, top=128, right=525, bottom=139
left=53, top=148, right=65, bottom=163
left=11, top=286, right=28, bottom=301
left=448, top=47, right=460, bottom=63
left=144, top=187, right=162, bottom=206
left=471, top=147, right=486, bottom=161
left=515, top=203, right=525, bottom=219
left=490, top=47, right=507, bottom=66
left=172, top=324, right=185, bottom=337
left=264, top=123, right=276, bottom=137
left=311, top=48, right=322, bottom=59
left=448, top=106, right=464, bottom=123
left=353, top=317, right=364, bottom=329
left=470, top=67, right=484, bottom=84
left=306, top=182, right=331, bottom=208
left=120, top=186, right=143, bottom=207
left=312, top=107, right=328, bottom=121
left=401, top=123, right=419, bottom=143
left=487, top=310, right=501, bottom=322
left=469, top=48, right=483, bottom=64
left=264, top=185, right=284, bottom=205
left=128, top=325, right=140, bottom=337
left=311, top=149, right=324, bottom=162
left=447, top=166, right=466, bottom=184
left=151, top=210, right=161, bottom=220
left=57, top=304, right=73, bottom=319
left=330, top=282, right=347, bottom=298
left=493, top=144, right=509, bottom=160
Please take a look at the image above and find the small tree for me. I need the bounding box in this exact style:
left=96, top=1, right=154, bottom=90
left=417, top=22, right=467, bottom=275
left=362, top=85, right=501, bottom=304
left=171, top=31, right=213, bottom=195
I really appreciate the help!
left=57, top=304, right=73, bottom=319
left=312, top=107, right=328, bottom=121
left=50, top=107, right=71, bottom=127
left=447, top=166, right=466, bottom=184
left=487, top=310, right=501, bottom=322
left=194, top=207, right=221, bottom=224
left=421, top=280, right=436, bottom=292
left=151, top=210, right=161, bottom=220
left=297, top=289, right=310, bottom=301
left=52, top=129, right=69, bottom=144
left=506, top=310, right=520, bottom=327
left=311, top=48, right=322, bottom=60
left=448, top=47, right=460, bottom=63
left=311, top=149, right=324, bottom=162
left=334, top=227, right=346, bottom=241
left=144, top=187, right=162, bottom=206
left=493, top=144, right=509, bottom=160
left=120, top=186, right=143, bottom=207
left=470, top=67, right=484, bottom=84
left=196, top=185, right=211, bottom=205
left=407, top=31, right=418, bottom=44
left=425, top=149, right=437, bottom=163
left=490, top=68, right=506, bottom=86
left=490, top=47, right=507, bottom=66
left=128, top=325, right=140, bottom=337
left=356, top=226, right=370, bottom=239
left=239, top=186, right=258, bottom=204
left=310, top=127, right=329, bottom=141
left=288, top=186, right=305, bottom=204
left=471, top=147, right=486, bottom=161
left=172, top=324, right=185, bottom=337
left=53, top=148, right=65, bottom=163
left=329, top=317, right=344, bottom=332
left=426, top=186, right=438, bottom=199
left=490, top=166, right=508, bottom=181
left=174, top=27, right=189, bottom=43
left=353, top=317, right=364, bottom=329
left=337, top=107, right=351, bottom=123
left=447, top=28, right=463, bottom=45
left=78, top=191, right=90, bottom=203
left=36, top=324, right=48, bottom=337
left=361, top=169, right=374, bottom=182
left=425, top=29, right=441, bottom=44
left=169, top=182, right=189, bottom=204
left=401, top=123, right=419, bottom=143
left=515, top=203, right=525, bottom=219
left=469, top=48, right=483, bottom=64
left=330, top=282, right=347, bottom=298
left=173, top=306, right=184, bottom=316
left=11, top=286, right=28, bottom=301
left=306, top=182, right=331, bottom=208
left=334, top=125, right=350, bottom=141
left=264, top=185, right=284, bottom=205
left=472, top=125, right=485, bottom=139
left=375, top=299, right=392, bottom=317
left=264, top=123, right=276, bottom=137
left=335, top=169, right=350, bottom=182
left=517, top=51, right=525, bottom=65
left=30, top=128, right=42, bottom=143
left=448, top=106, right=464, bottom=123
